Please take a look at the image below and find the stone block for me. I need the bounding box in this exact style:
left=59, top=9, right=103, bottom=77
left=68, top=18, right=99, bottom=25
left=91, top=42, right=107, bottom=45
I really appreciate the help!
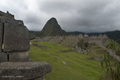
left=0, top=53, right=7, bottom=62
left=9, top=51, right=29, bottom=62
left=4, top=23, right=30, bottom=52
left=0, top=62, right=52, bottom=80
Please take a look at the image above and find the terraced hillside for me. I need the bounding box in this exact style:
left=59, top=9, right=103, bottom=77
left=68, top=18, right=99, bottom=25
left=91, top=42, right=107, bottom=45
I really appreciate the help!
left=86, top=43, right=107, bottom=61
left=29, top=42, right=105, bottom=80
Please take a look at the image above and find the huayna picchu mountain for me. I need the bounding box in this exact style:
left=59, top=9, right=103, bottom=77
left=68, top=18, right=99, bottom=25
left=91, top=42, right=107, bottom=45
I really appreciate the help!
left=39, top=17, right=67, bottom=36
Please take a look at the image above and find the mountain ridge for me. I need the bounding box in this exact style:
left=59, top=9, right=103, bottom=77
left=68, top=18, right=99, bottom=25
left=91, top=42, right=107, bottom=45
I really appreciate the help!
left=68, top=30, right=120, bottom=43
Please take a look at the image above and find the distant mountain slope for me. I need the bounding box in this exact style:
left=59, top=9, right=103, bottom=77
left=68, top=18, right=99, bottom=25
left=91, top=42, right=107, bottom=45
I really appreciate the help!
left=87, top=30, right=120, bottom=43
left=39, top=17, right=67, bottom=36
left=69, top=30, right=120, bottom=43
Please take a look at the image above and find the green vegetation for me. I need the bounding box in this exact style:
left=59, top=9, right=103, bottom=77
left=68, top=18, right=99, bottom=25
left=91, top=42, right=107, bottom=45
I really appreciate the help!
left=77, top=39, right=89, bottom=50
left=101, top=40, right=120, bottom=80
left=29, top=42, right=103, bottom=80
left=106, top=40, right=120, bottom=56
left=88, top=52, right=104, bottom=57
left=101, top=52, right=120, bottom=80
left=87, top=44, right=105, bottom=57
left=29, top=34, right=36, bottom=40
left=61, top=39, right=77, bottom=47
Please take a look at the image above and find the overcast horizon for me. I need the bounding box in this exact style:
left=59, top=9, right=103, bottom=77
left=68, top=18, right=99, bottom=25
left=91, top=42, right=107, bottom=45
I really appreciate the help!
left=0, top=0, right=120, bottom=33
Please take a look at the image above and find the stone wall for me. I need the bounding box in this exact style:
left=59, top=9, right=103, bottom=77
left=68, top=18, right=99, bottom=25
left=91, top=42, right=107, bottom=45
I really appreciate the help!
left=0, top=11, right=30, bottom=61
left=34, top=34, right=109, bottom=49
left=0, top=11, right=52, bottom=80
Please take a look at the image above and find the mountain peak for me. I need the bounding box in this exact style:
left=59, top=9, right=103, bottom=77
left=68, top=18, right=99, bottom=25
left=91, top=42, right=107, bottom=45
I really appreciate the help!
left=47, top=17, right=58, bottom=25
left=40, top=17, right=66, bottom=36
left=50, top=17, right=57, bottom=21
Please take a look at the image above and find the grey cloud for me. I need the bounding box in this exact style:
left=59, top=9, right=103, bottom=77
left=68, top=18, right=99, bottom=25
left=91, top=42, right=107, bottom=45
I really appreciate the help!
left=23, top=14, right=43, bottom=31
left=40, top=1, right=71, bottom=13
left=57, top=0, right=120, bottom=32
left=24, top=14, right=41, bottom=24
left=0, top=0, right=120, bottom=32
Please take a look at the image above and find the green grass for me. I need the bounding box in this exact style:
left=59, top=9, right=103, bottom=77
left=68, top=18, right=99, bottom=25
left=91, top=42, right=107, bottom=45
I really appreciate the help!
left=29, top=42, right=103, bottom=80
left=90, top=45, right=103, bottom=50
left=88, top=52, right=105, bottom=57
left=88, top=44, right=106, bottom=57
left=91, top=45, right=100, bottom=48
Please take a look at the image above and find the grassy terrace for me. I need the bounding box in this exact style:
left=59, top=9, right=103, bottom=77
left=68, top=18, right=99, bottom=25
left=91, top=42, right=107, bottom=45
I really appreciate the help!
left=88, top=52, right=105, bottom=57
left=29, top=42, right=103, bottom=80
left=87, top=44, right=106, bottom=57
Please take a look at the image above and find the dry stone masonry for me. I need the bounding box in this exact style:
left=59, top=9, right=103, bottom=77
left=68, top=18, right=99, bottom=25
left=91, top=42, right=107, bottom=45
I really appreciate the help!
left=0, top=11, right=51, bottom=80
left=0, top=11, right=30, bottom=62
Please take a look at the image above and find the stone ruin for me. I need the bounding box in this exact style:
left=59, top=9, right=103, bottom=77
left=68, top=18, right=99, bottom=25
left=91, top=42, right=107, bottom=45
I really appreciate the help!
left=34, top=34, right=109, bottom=48
left=0, top=11, right=51, bottom=80
left=0, top=11, right=30, bottom=62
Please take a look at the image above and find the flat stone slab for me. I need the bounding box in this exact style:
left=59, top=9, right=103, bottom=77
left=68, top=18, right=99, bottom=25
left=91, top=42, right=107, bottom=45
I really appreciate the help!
left=0, top=62, right=52, bottom=80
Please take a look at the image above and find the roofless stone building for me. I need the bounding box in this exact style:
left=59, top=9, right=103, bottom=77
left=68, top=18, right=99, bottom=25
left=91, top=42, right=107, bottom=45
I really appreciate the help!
left=0, top=11, right=51, bottom=80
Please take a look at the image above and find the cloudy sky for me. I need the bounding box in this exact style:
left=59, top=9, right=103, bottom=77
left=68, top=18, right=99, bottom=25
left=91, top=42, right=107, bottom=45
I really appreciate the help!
left=0, top=0, right=120, bottom=33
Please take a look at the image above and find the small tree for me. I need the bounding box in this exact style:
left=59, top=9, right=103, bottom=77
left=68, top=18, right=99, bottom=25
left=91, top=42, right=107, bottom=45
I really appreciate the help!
left=77, top=39, right=89, bottom=51
left=84, top=42, right=89, bottom=48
